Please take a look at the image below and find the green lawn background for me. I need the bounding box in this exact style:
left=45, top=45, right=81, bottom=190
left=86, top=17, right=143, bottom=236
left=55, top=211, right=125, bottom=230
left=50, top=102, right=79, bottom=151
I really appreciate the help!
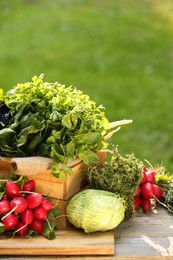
left=1, top=0, right=173, bottom=171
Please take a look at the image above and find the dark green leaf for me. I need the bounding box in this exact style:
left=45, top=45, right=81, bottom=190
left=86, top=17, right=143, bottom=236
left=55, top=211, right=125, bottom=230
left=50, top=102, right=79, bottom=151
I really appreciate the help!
left=0, top=192, right=5, bottom=200
left=43, top=228, right=56, bottom=240
left=0, top=223, right=5, bottom=234
left=48, top=207, right=61, bottom=220
left=27, top=230, right=38, bottom=237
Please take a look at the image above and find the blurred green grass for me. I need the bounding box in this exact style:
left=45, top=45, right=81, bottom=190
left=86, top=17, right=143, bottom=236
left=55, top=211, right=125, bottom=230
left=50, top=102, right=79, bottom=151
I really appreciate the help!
left=0, top=0, right=173, bottom=171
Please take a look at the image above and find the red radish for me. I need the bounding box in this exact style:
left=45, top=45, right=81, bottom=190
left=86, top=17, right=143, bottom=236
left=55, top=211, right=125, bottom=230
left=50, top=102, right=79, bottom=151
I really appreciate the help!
left=1, top=213, right=18, bottom=230
left=145, top=170, right=156, bottom=184
left=140, top=166, right=147, bottom=184
left=2, top=194, right=8, bottom=200
left=141, top=198, right=151, bottom=214
left=30, top=219, right=44, bottom=234
left=22, top=180, right=36, bottom=192
left=10, top=197, right=28, bottom=214
left=141, top=182, right=155, bottom=199
left=16, top=222, right=29, bottom=237
left=153, top=184, right=164, bottom=199
left=25, top=192, right=43, bottom=209
left=6, top=181, right=20, bottom=199
left=142, top=165, right=147, bottom=172
left=0, top=200, right=10, bottom=213
left=34, top=206, right=47, bottom=220
left=134, top=197, right=141, bottom=210
left=21, top=208, right=34, bottom=225
left=134, top=186, right=141, bottom=197
left=1, top=197, right=28, bottom=221
left=41, top=199, right=53, bottom=212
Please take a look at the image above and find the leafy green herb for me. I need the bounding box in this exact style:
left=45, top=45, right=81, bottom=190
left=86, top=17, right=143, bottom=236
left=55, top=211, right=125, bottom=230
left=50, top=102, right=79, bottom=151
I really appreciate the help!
left=43, top=207, right=60, bottom=240
left=1, top=74, right=111, bottom=179
left=166, top=180, right=173, bottom=212
left=43, top=226, right=56, bottom=240
left=51, top=164, right=74, bottom=181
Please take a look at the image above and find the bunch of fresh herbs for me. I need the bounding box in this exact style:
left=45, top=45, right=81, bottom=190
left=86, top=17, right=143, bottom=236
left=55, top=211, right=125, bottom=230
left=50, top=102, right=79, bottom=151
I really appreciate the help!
left=0, top=74, right=112, bottom=179
left=85, top=147, right=143, bottom=219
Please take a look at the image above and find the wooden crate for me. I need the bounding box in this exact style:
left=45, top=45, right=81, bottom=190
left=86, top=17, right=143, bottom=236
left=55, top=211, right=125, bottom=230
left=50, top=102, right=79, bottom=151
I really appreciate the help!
left=25, top=160, right=89, bottom=200
left=0, top=150, right=106, bottom=200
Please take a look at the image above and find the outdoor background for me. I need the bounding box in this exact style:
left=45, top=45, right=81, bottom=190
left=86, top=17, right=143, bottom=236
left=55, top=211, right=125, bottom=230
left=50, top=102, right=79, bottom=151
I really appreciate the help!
left=0, top=0, right=173, bottom=172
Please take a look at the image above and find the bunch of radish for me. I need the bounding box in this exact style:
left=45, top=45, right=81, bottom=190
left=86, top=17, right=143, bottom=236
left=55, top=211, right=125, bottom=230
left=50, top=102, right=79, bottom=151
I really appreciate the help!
left=134, top=165, right=165, bottom=214
left=0, top=179, right=59, bottom=239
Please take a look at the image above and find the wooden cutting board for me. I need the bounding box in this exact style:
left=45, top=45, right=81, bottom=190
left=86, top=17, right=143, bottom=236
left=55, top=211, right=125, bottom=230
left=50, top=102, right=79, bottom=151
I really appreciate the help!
left=0, top=229, right=115, bottom=255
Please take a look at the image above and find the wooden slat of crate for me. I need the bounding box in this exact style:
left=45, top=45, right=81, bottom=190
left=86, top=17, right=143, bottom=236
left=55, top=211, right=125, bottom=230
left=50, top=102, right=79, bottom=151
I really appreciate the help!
left=52, top=198, right=72, bottom=229
left=52, top=185, right=90, bottom=229
left=26, top=161, right=88, bottom=200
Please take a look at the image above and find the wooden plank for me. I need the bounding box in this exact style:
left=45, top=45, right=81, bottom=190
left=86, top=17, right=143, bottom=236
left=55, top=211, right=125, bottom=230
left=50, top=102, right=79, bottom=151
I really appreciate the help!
left=0, top=229, right=114, bottom=256
left=114, top=237, right=172, bottom=256
left=115, top=207, right=173, bottom=238
left=0, top=256, right=171, bottom=260
left=114, top=206, right=173, bottom=257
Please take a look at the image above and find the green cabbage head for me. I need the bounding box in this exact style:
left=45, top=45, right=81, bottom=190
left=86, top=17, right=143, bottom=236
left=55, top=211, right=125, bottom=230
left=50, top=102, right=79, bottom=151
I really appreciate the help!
left=66, top=189, right=125, bottom=233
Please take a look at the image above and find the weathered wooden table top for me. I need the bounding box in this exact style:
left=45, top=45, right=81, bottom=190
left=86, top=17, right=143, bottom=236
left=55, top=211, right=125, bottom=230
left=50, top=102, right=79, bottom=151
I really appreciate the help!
left=0, top=206, right=172, bottom=260
left=114, top=206, right=173, bottom=259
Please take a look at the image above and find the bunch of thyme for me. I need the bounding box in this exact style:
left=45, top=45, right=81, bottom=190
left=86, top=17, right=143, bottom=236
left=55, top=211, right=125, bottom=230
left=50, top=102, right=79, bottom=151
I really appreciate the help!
left=86, top=147, right=142, bottom=219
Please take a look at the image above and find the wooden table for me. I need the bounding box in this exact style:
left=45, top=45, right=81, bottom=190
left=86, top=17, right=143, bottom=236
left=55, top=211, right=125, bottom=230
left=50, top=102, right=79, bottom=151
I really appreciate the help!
left=115, top=206, right=173, bottom=258
left=0, top=206, right=172, bottom=259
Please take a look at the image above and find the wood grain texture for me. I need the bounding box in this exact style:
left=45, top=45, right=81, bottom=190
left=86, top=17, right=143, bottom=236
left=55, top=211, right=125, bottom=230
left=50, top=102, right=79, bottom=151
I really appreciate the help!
left=115, top=206, right=173, bottom=257
left=0, top=256, right=172, bottom=260
left=0, top=229, right=114, bottom=256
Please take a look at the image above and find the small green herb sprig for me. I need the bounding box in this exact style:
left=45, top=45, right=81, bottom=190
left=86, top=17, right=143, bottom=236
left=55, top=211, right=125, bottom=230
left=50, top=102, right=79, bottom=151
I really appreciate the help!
left=155, top=167, right=173, bottom=213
